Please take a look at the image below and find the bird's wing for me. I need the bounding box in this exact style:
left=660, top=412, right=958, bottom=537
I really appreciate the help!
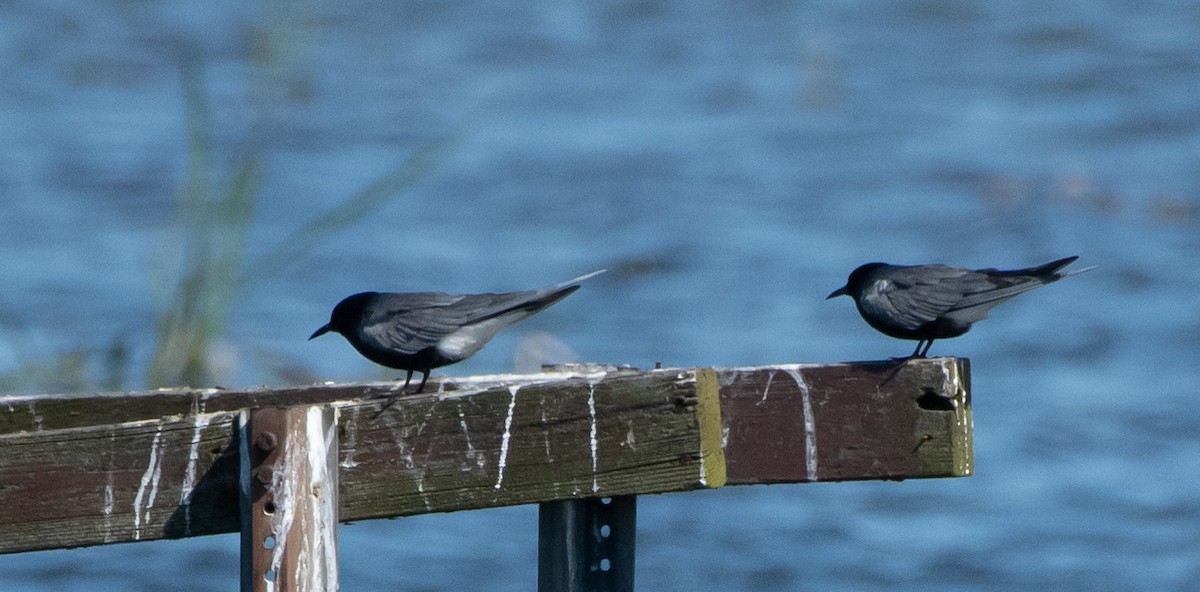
left=945, top=258, right=1093, bottom=321
left=357, top=271, right=603, bottom=357
left=942, top=272, right=1054, bottom=323
left=859, top=265, right=976, bottom=330
left=359, top=290, right=543, bottom=355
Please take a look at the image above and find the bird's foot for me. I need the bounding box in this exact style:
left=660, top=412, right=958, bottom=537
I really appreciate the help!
left=371, top=393, right=403, bottom=420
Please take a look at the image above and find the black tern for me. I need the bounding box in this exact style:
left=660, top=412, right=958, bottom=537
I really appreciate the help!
left=827, top=256, right=1094, bottom=357
left=310, top=270, right=605, bottom=399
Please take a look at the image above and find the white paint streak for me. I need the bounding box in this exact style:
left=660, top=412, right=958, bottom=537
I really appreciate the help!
left=340, top=406, right=361, bottom=469
left=540, top=406, right=552, bottom=460
left=306, top=407, right=339, bottom=590
left=784, top=368, right=818, bottom=481
left=397, top=432, right=415, bottom=469
left=267, top=441, right=296, bottom=592
left=433, top=369, right=605, bottom=400
left=101, top=431, right=117, bottom=543
left=103, top=471, right=115, bottom=543
left=759, top=370, right=777, bottom=403
left=723, top=362, right=830, bottom=373
left=494, top=385, right=519, bottom=490
left=940, top=362, right=960, bottom=410
left=132, top=426, right=165, bottom=540
left=103, top=476, right=115, bottom=516
left=27, top=401, right=43, bottom=431
left=457, top=409, right=473, bottom=446
left=941, top=360, right=974, bottom=475
left=417, top=477, right=432, bottom=511
left=458, top=406, right=484, bottom=470
left=584, top=371, right=606, bottom=493
left=587, top=382, right=599, bottom=493
left=180, top=413, right=214, bottom=537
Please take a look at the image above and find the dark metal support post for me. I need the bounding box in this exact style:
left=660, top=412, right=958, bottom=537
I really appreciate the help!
left=538, top=496, right=637, bottom=592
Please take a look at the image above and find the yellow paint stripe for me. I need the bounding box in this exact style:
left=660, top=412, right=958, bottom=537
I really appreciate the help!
left=693, top=368, right=726, bottom=488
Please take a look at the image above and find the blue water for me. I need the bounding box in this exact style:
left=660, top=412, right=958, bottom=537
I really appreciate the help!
left=3, top=0, right=1199, bottom=589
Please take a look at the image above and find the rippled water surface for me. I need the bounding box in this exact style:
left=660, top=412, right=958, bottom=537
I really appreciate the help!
left=2, top=1, right=1199, bottom=590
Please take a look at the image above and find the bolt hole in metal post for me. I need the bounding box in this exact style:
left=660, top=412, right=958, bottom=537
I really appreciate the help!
left=255, top=432, right=277, bottom=452
left=916, top=388, right=956, bottom=411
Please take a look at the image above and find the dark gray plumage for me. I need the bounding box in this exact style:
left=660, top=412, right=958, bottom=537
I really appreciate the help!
left=827, top=256, right=1094, bottom=357
left=310, top=270, right=605, bottom=398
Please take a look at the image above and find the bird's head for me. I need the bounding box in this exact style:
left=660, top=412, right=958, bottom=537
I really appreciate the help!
left=827, top=263, right=889, bottom=300
left=309, top=292, right=378, bottom=340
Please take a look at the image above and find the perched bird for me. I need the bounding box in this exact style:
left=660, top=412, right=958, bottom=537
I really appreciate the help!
left=827, top=256, right=1094, bottom=358
left=310, top=270, right=605, bottom=404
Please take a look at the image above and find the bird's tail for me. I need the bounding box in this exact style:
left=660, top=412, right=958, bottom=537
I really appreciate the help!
left=525, top=269, right=607, bottom=310
left=546, top=269, right=607, bottom=292
left=474, top=269, right=607, bottom=322
left=1005, top=256, right=1096, bottom=282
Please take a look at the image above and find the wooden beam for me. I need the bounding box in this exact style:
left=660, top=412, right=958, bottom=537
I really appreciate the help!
left=0, top=367, right=723, bottom=554
left=717, top=358, right=972, bottom=483
left=0, top=359, right=971, bottom=555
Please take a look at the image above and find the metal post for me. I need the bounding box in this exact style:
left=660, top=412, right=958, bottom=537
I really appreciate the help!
left=240, top=406, right=340, bottom=592
left=538, top=496, right=637, bottom=592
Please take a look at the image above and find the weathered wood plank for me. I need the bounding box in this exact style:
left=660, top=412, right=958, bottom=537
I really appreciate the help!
left=339, top=369, right=722, bottom=522
left=0, top=359, right=971, bottom=556
left=718, top=357, right=972, bottom=484
left=0, top=368, right=722, bottom=554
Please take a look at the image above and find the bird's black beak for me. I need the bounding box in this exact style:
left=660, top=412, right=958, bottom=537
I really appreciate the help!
left=309, top=324, right=332, bottom=340
left=826, top=286, right=848, bottom=300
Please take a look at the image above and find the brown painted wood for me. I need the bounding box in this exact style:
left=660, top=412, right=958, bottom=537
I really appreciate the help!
left=240, top=406, right=339, bottom=592
left=718, top=357, right=972, bottom=484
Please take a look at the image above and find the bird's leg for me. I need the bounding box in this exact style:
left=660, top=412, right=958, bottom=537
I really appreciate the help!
left=415, top=370, right=429, bottom=394
left=910, top=340, right=926, bottom=358
left=918, top=340, right=935, bottom=358
left=373, top=369, right=415, bottom=419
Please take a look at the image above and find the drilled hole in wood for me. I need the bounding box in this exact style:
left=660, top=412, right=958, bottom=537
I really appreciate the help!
left=600, top=497, right=612, bottom=505
left=600, top=524, right=611, bottom=538
left=265, top=568, right=277, bottom=582
left=264, top=535, right=276, bottom=550
left=916, top=389, right=955, bottom=411
left=599, top=558, right=611, bottom=572
left=264, top=501, right=277, bottom=515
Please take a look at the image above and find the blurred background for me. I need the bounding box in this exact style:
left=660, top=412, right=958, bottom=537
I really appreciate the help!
left=2, top=0, right=1198, bottom=589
